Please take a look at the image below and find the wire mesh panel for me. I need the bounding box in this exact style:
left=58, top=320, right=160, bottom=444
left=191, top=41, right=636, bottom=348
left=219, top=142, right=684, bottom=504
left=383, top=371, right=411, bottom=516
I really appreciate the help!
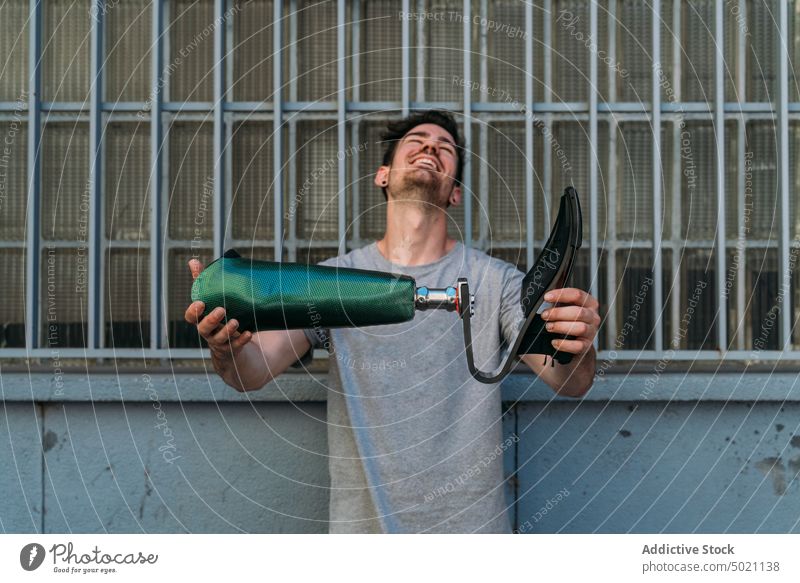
left=167, top=122, right=214, bottom=240
left=104, top=248, right=150, bottom=348
left=105, top=122, right=150, bottom=241
left=295, top=0, right=338, bottom=102
left=746, top=1, right=777, bottom=102
left=104, top=0, right=153, bottom=103
left=790, top=0, right=800, bottom=103
left=479, top=0, right=530, bottom=104
left=552, top=0, right=609, bottom=102
left=0, top=0, right=29, bottom=102
left=40, top=247, right=88, bottom=348
left=293, top=120, right=339, bottom=241
left=482, top=121, right=526, bottom=242
left=747, top=248, right=782, bottom=350
left=231, top=121, right=275, bottom=242
left=617, top=122, right=654, bottom=241
left=420, top=0, right=464, bottom=102
left=43, top=0, right=91, bottom=103
left=358, top=0, right=404, bottom=102
left=681, top=0, right=715, bottom=102
left=791, top=122, right=800, bottom=241
left=41, top=123, right=90, bottom=241
left=0, top=121, right=27, bottom=241
left=680, top=122, right=717, bottom=241
left=232, top=0, right=275, bottom=102
left=745, top=121, right=779, bottom=240
left=169, top=0, right=215, bottom=102
left=0, top=248, right=25, bottom=348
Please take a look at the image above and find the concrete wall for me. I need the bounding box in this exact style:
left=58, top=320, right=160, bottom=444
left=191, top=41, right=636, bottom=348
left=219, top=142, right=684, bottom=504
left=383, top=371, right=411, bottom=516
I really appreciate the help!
left=2, top=371, right=799, bottom=533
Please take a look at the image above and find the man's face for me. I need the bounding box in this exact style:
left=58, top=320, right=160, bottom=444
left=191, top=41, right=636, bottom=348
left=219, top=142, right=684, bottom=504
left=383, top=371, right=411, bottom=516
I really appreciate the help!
left=376, top=123, right=462, bottom=211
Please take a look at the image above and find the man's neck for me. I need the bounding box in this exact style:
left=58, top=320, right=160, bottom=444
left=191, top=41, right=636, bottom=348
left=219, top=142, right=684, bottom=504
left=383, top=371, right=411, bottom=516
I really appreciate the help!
left=376, top=201, right=456, bottom=266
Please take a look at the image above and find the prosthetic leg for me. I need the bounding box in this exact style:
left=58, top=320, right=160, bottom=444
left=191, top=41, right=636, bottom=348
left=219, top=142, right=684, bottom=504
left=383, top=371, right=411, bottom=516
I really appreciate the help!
left=191, top=187, right=583, bottom=384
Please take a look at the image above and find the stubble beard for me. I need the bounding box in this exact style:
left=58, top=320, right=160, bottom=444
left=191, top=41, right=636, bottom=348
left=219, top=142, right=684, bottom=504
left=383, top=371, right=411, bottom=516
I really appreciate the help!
left=389, top=168, right=447, bottom=213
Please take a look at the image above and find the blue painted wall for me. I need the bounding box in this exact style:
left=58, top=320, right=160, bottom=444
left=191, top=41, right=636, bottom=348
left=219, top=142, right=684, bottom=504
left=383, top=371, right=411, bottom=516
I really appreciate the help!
left=2, top=372, right=798, bottom=533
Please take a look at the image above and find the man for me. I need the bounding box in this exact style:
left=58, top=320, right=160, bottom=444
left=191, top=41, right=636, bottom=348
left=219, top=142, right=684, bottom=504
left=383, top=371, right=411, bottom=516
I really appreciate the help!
left=185, top=110, right=600, bottom=533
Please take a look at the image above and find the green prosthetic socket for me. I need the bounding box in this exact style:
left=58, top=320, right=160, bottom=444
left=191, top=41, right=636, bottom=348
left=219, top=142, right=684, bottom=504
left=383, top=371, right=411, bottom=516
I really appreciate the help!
left=190, top=250, right=416, bottom=332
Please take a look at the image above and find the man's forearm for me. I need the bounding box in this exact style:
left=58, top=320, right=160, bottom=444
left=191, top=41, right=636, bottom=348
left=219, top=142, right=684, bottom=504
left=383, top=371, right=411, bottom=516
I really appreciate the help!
left=523, top=346, right=596, bottom=398
left=550, top=346, right=596, bottom=397
left=211, top=340, right=268, bottom=392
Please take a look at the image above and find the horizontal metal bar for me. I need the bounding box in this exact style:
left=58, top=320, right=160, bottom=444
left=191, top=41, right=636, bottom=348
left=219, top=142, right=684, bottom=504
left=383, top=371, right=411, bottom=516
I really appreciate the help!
left=4, top=101, right=797, bottom=116
left=3, top=349, right=800, bottom=361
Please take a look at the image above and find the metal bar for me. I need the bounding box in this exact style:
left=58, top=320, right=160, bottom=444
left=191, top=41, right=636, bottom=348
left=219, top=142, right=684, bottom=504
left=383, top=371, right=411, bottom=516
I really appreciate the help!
left=349, top=0, right=360, bottom=249
left=670, top=0, right=682, bottom=350
left=88, top=0, right=103, bottom=349
left=652, top=0, right=663, bottom=354
left=273, top=0, right=283, bottom=260
left=150, top=0, right=164, bottom=350
left=544, top=0, right=552, bottom=103
left=478, top=0, right=488, bottom=250
left=605, top=1, right=618, bottom=351
left=735, top=0, right=746, bottom=351
left=401, top=0, right=410, bottom=116
left=288, top=0, right=297, bottom=261
left=525, top=0, right=533, bottom=267
left=462, top=0, right=472, bottom=247
left=416, top=0, right=425, bottom=103
left=337, top=0, right=346, bottom=257
left=1, top=348, right=799, bottom=361
left=25, top=0, right=41, bottom=350
left=777, top=0, right=791, bottom=348
left=213, top=0, right=225, bottom=257
left=714, top=0, right=727, bottom=351
left=588, top=0, right=598, bottom=349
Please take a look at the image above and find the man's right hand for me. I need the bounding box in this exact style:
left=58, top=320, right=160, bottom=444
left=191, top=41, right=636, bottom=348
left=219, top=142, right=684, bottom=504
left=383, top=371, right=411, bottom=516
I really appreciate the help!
left=184, top=258, right=253, bottom=363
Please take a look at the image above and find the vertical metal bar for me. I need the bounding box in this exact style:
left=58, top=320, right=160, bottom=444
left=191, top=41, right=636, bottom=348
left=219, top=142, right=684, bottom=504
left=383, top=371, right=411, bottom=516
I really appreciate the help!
left=401, top=0, right=410, bottom=116
left=478, top=0, right=488, bottom=251
left=25, top=0, right=41, bottom=350
left=462, top=0, right=472, bottom=247
left=544, top=0, right=552, bottom=103
left=88, top=0, right=103, bottom=350
left=652, top=0, right=664, bottom=354
left=606, top=0, right=618, bottom=349
left=273, top=0, right=283, bottom=261
left=150, top=0, right=164, bottom=350
left=288, top=0, right=297, bottom=261
left=714, top=0, right=727, bottom=351
left=351, top=0, right=360, bottom=247
left=543, top=0, right=552, bottom=231
left=525, top=0, right=533, bottom=268
left=735, top=0, right=745, bottom=350
left=337, top=0, right=346, bottom=257
left=670, top=0, right=681, bottom=349
left=778, top=0, right=791, bottom=348
left=588, top=0, right=598, bottom=345
left=416, top=0, right=425, bottom=103
left=213, top=0, right=225, bottom=257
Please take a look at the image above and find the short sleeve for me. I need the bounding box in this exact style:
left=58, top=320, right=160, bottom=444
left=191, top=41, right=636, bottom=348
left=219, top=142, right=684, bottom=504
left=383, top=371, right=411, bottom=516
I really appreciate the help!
left=288, top=255, right=338, bottom=368
left=497, top=262, right=526, bottom=347
left=496, top=260, right=555, bottom=347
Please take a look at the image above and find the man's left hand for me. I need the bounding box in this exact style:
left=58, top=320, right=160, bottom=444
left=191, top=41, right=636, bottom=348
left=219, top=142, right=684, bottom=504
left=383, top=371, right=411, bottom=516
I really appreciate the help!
left=539, top=288, right=600, bottom=356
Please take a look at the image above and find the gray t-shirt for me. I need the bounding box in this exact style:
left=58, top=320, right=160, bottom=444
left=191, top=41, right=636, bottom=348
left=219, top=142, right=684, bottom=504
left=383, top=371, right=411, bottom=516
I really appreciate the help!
left=303, top=241, right=531, bottom=533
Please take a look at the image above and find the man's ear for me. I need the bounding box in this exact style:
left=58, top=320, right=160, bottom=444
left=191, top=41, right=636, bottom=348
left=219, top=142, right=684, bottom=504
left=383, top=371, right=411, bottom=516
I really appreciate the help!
left=448, top=185, right=462, bottom=207
left=374, top=165, right=390, bottom=188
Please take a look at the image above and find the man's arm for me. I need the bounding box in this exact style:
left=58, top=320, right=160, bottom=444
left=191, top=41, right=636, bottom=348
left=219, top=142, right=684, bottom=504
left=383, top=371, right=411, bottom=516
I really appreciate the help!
left=185, top=258, right=313, bottom=392
left=520, top=287, right=600, bottom=398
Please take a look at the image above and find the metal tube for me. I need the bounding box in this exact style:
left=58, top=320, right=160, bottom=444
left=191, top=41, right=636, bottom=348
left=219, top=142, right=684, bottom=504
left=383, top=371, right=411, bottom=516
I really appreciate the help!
left=714, top=0, right=727, bottom=351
